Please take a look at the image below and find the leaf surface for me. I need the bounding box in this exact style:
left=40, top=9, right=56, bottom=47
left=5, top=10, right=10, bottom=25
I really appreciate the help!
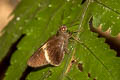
left=0, top=0, right=120, bottom=80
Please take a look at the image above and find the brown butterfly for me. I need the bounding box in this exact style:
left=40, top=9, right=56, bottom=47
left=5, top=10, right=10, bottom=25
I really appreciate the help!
left=27, top=26, right=70, bottom=67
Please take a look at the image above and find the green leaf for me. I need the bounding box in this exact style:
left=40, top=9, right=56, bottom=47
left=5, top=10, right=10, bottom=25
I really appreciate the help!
left=0, top=0, right=120, bottom=80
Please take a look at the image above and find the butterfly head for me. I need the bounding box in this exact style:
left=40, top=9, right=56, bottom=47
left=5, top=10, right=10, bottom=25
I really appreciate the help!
left=59, top=26, right=67, bottom=33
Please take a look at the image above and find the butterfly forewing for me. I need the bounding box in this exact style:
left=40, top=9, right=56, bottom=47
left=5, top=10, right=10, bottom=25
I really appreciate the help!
left=27, top=48, right=49, bottom=67
left=45, top=36, right=65, bottom=66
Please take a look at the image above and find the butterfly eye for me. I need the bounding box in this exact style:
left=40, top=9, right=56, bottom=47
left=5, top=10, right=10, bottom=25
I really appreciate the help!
left=61, top=26, right=67, bottom=32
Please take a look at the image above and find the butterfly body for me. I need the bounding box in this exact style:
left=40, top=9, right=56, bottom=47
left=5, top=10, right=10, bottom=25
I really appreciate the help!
left=27, top=26, right=69, bottom=67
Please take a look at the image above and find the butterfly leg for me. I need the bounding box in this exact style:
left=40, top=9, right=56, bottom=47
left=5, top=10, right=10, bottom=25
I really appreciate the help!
left=64, top=47, right=69, bottom=54
left=69, top=34, right=83, bottom=44
left=64, top=39, right=69, bottom=54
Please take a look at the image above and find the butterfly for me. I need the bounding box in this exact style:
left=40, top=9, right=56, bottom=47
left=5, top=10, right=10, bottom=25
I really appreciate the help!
left=27, top=26, right=70, bottom=67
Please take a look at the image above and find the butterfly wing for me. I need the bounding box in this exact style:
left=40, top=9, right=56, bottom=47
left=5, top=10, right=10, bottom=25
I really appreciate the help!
left=27, top=48, right=49, bottom=67
left=27, top=35, right=65, bottom=67
left=44, top=36, right=65, bottom=66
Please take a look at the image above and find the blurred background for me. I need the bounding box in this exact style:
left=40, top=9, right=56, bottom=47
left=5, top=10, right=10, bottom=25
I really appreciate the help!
left=0, top=0, right=19, bottom=33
